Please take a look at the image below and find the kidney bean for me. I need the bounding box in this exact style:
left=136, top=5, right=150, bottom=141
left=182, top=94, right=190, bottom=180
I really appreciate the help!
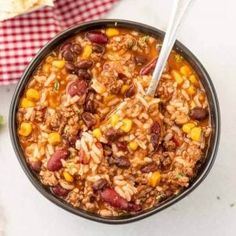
left=70, top=43, right=82, bottom=55
left=189, top=107, right=209, bottom=121
left=150, top=122, right=161, bottom=135
left=100, top=188, right=128, bottom=210
left=127, top=202, right=142, bottom=212
left=51, top=185, right=69, bottom=197
left=150, top=133, right=160, bottom=150
left=84, top=100, right=95, bottom=113
left=60, top=42, right=72, bottom=53
left=100, top=188, right=141, bottom=212
left=81, top=112, right=96, bottom=128
left=65, top=62, right=76, bottom=72
left=29, top=160, right=42, bottom=172
left=47, top=149, right=69, bottom=171
left=140, top=57, right=157, bottom=75
left=108, top=156, right=131, bottom=169
left=158, top=102, right=165, bottom=113
left=141, top=162, right=158, bottom=173
left=60, top=43, right=73, bottom=60
left=135, top=55, right=147, bottom=65
left=105, top=128, right=124, bottom=142
left=66, top=136, right=77, bottom=147
left=150, top=122, right=161, bottom=150
left=125, top=84, right=136, bottom=98
left=76, top=59, right=93, bottom=69
left=76, top=69, right=91, bottom=80
left=117, top=72, right=127, bottom=80
left=67, top=80, right=88, bottom=97
left=84, top=91, right=96, bottom=113
left=62, top=50, right=74, bottom=61
left=92, top=179, right=109, bottom=192
left=116, top=142, right=127, bottom=151
left=103, top=144, right=112, bottom=156
left=86, top=31, right=108, bottom=44
left=92, top=44, right=105, bottom=54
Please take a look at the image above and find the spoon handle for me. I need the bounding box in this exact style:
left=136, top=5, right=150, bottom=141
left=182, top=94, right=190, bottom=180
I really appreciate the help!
left=146, top=0, right=194, bottom=96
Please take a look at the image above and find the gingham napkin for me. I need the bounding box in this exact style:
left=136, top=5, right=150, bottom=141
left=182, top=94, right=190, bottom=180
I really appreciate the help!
left=0, top=0, right=119, bottom=85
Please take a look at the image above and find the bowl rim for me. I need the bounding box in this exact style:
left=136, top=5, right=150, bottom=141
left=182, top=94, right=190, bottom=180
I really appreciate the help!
left=9, top=19, right=220, bottom=224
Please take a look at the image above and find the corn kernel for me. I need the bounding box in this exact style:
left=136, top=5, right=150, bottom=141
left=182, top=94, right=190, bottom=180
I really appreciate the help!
left=187, top=85, right=196, bottom=96
left=98, top=86, right=106, bottom=94
left=92, top=128, right=102, bottom=139
left=148, top=171, right=161, bottom=187
left=48, top=132, right=61, bottom=145
left=18, top=122, right=33, bottom=137
left=92, top=80, right=106, bottom=94
left=190, top=127, right=202, bottom=141
left=52, top=60, right=65, bottom=69
left=104, top=95, right=115, bottom=103
left=110, top=114, right=120, bottom=127
left=189, top=74, right=199, bottom=86
left=63, top=171, right=74, bottom=183
left=171, top=70, right=184, bottom=85
left=20, top=98, right=35, bottom=108
left=42, top=63, right=51, bottom=73
left=180, top=65, right=192, bottom=76
left=182, top=123, right=195, bottom=134
left=26, top=88, right=40, bottom=101
left=82, top=45, right=92, bottom=59
left=121, top=119, right=133, bottom=132
left=128, top=141, right=138, bottom=151
left=121, top=84, right=129, bottom=94
left=106, top=28, right=119, bottom=37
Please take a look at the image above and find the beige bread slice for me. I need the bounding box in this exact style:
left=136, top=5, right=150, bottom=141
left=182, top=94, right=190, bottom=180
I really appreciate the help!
left=0, top=0, right=54, bottom=21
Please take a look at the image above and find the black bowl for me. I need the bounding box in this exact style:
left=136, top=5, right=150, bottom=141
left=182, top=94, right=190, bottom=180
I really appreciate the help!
left=9, top=19, right=220, bottom=224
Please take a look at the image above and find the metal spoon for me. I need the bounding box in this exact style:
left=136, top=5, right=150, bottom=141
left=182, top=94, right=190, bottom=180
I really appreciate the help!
left=146, top=0, right=194, bottom=96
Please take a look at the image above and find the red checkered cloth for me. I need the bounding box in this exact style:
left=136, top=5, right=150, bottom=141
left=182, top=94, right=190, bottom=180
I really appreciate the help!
left=0, top=0, right=119, bottom=85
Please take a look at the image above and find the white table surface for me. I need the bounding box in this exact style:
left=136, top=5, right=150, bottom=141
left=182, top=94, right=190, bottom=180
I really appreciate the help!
left=0, top=0, right=236, bottom=235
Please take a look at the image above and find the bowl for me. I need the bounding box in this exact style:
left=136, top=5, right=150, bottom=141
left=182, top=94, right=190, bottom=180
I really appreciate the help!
left=9, top=19, right=220, bottom=224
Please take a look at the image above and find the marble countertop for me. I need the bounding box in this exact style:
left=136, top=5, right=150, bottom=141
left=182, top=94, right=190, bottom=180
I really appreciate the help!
left=0, top=0, right=236, bottom=235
